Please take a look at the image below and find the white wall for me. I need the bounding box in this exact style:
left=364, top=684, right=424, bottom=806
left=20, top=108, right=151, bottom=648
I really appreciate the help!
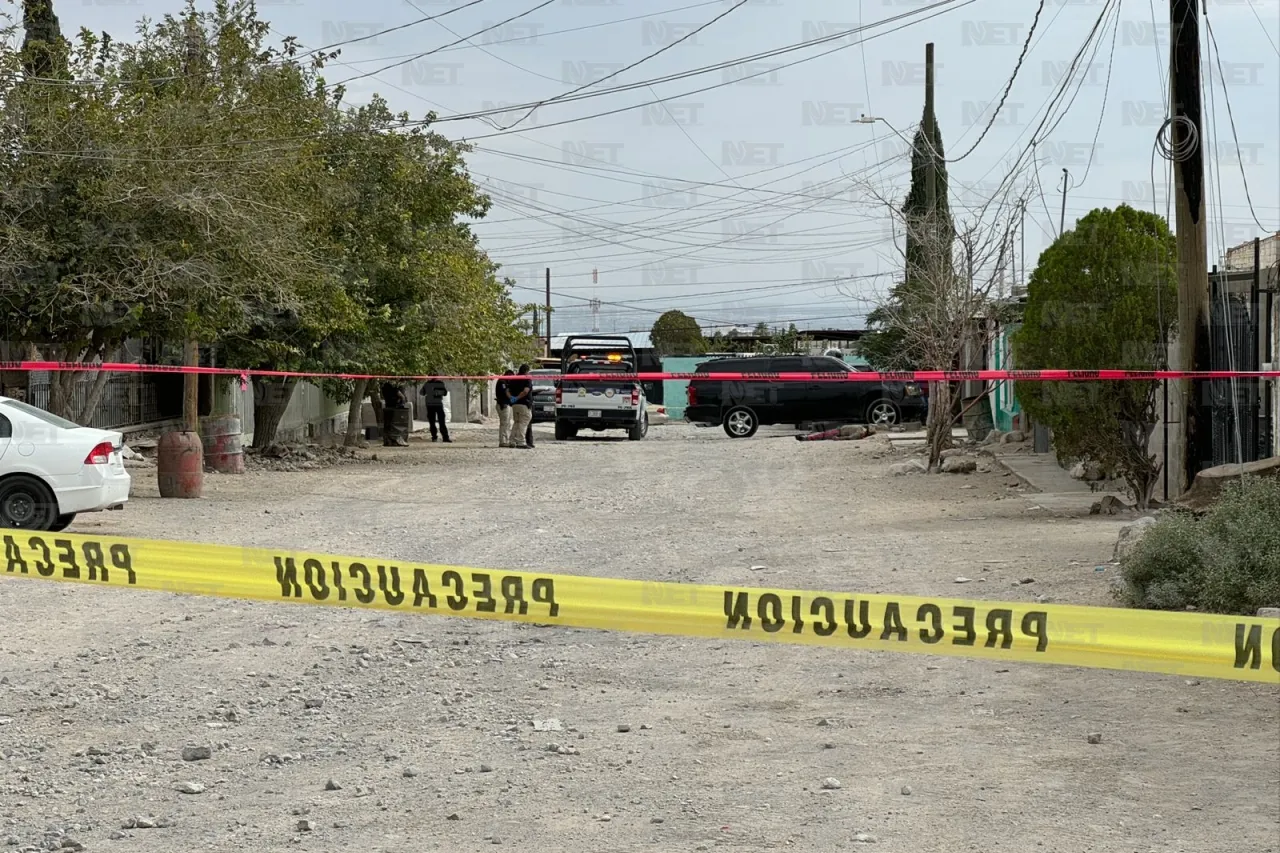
left=234, top=381, right=347, bottom=445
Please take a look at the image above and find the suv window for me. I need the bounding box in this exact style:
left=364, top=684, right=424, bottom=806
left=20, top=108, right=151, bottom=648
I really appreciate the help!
left=696, top=358, right=764, bottom=374
left=808, top=356, right=852, bottom=372
left=770, top=357, right=805, bottom=372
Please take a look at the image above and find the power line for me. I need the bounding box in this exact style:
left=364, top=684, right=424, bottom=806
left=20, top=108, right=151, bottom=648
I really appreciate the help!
left=333, top=0, right=560, bottom=87
left=452, top=1, right=976, bottom=140
left=490, top=0, right=753, bottom=132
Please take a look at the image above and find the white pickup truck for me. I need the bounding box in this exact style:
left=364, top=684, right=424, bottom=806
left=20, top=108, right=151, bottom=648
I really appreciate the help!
left=553, top=336, right=648, bottom=441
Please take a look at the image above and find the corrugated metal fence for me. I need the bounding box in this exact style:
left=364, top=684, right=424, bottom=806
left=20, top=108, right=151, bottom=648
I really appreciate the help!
left=26, top=372, right=168, bottom=429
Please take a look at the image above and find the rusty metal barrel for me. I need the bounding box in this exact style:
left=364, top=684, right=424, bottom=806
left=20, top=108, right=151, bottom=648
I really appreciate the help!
left=157, top=430, right=204, bottom=498
left=200, top=414, right=245, bottom=474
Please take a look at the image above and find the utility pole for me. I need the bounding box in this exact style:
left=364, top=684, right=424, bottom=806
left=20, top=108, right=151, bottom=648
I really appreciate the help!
left=924, top=42, right=936, bottom=214
left=1058, top=168, right=1069, bottom=236
left=1166, top=0, right=1210, bottom=496
left=1019, top=199, right=1026, bottom=295
left=544, top=267, right=552, bottom=356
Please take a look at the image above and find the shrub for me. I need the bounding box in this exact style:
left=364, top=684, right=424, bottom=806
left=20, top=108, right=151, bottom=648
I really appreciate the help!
left=1116, top=477, right=1280, bottom=614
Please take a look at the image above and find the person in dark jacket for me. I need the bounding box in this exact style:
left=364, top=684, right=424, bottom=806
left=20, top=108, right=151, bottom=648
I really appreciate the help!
left=421, top=378, right=451, bottom=443
left=506, top=364, right=533, bottom=450
left=380, top=382, right=409, bottom=447
left=495, top=370, right=513, bottom=447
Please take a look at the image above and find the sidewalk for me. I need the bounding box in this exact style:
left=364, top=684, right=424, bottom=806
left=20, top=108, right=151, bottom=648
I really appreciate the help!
left=995, top=451, right=1125, bottom=512
left=885, top=427, right=967, bottom=448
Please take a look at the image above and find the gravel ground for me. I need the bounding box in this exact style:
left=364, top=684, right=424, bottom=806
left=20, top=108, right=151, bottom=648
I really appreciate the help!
left=1, top=423, right=1276, bottom=853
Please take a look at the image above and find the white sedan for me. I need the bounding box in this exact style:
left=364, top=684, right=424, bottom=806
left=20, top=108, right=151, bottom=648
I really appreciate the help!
left=0, top=396, right=131, bottom=531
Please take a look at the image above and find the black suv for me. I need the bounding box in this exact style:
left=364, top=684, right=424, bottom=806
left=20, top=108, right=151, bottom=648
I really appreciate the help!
left=684, top=355, right=926, bottom=438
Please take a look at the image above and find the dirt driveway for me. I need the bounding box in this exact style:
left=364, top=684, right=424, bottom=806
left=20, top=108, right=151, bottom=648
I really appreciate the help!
left=1, top=425, right=1276, bottom=853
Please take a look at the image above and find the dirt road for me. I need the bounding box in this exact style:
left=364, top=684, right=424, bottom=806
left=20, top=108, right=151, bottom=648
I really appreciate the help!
left=1, top=425, right=1276, bottom=853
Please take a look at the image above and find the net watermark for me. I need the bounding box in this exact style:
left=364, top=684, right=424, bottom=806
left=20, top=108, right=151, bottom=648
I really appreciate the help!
left=961, top=100, right=1026, bottom=127
left=402, top=61, right=463, bottom=87
left=640, top=21, right=704, bottom=46
left=640, top=262, right=703, bottom=286
left=722, top=62, right=783, bottom=86
left=640, top=102, right=706, bottom=127
left=882, top=60, right=931, bottom=87
left=641, top=180, right=701, bottom=209
left=960, top=21, right=1025, bottom=47
left=562, top=61, right=625, bottom=86
left=721, top=141, right=785, bottom=167
left=1038, top=141, right=1101, bottom=167
left=801, top=101, right=864, bottom=126
left=561, top=141, right=625, bottom=166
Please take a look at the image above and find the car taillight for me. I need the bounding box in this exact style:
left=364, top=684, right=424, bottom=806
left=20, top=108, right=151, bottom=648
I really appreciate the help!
left=555, top=386, right=562, bottom=404
left=85, top=441, right=114, bottom=465
left=631, top=387, right=639, bottom=407
left=687, top=384, right=697, bottom=406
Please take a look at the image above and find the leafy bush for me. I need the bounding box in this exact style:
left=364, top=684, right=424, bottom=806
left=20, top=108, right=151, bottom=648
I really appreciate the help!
left=1116, top=477, right=1280, bottom=614
left=1013, top=205, right=1177, bottom=509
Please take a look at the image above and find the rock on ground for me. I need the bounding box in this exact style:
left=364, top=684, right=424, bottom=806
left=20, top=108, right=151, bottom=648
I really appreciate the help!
left=1113, top=516, right=1159, bottom=561
left=940, top=457, right=977, bottom=474
left=1177, top=456, right=1280, bottom=511
left=1069, top=460, right=1107, bottom=482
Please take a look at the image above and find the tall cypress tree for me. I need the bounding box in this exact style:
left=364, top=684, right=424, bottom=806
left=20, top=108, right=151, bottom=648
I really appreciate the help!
left=859, top=73, right=954, bottom=371
left=899, top=95, right=953, bottom=286
left=20, top=0, right=70, bottom=78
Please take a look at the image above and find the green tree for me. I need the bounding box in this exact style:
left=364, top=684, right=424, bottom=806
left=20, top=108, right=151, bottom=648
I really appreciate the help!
left=0, top=0, right=335, bottom=420
left=217, top=93, right=532, bottom=447
left=773, top=323, right=801, bottom=354
left=1012, top=205, right=1176, bottom=508
left=650, top=310, right=706, bottom=356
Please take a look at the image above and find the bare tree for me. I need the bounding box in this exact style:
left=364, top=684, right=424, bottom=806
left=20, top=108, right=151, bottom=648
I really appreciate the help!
left=845, top=183, right=1027, bottom=471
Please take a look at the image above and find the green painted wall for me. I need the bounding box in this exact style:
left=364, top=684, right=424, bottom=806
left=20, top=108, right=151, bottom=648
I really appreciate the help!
left=992, top=324, right=1022, bottom=432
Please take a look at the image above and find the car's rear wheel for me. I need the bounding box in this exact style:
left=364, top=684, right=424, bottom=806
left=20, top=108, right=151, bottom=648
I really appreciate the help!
left=723, top=407, right=759, bottom=438
left=49, top=514, right=76, bottom=532
left=865, top=398, right=901, bottom=427
left=0, top=475, right=59, bottom=531
left=628, top=413, right=648, bottom=441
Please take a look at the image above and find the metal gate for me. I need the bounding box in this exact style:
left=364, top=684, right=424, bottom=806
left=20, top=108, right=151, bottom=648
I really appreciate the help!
left=1206, top=293, right=1260, bottom=467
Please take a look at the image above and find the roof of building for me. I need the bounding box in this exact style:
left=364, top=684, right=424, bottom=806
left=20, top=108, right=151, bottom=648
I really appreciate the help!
left=798, top=328, right=867, bottom=340
left=549, top=332, right=654, bottom=350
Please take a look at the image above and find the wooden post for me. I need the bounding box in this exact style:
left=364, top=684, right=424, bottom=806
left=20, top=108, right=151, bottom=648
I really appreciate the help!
left=183, top=339, right=199, bottom=433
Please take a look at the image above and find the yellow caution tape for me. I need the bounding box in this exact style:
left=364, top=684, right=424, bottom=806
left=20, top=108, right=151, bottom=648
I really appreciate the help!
left=2, top=528, right=1277, bottom=684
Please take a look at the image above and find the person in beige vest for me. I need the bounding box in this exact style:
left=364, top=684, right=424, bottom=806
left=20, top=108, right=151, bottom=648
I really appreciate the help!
left=506, top=364, right=534, bottom=450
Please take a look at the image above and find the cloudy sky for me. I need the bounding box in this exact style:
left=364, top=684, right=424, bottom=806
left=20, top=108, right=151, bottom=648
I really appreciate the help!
left=60, top=0, right=1280, bottom=334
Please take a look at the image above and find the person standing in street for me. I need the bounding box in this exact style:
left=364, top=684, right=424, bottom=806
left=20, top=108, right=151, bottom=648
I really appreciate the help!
left=495, top=370, right=513, bottom=447
left=380, top=382, right=409, bottom=447
left=421, top=378, right=451, bottom=443
left=506, top=364, right=533, bottom=450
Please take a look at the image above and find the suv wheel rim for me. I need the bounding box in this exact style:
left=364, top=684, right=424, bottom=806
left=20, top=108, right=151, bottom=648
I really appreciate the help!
left=727, top=411, right=753, bottom=435
left=871, top=403, right=897, bottom=425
